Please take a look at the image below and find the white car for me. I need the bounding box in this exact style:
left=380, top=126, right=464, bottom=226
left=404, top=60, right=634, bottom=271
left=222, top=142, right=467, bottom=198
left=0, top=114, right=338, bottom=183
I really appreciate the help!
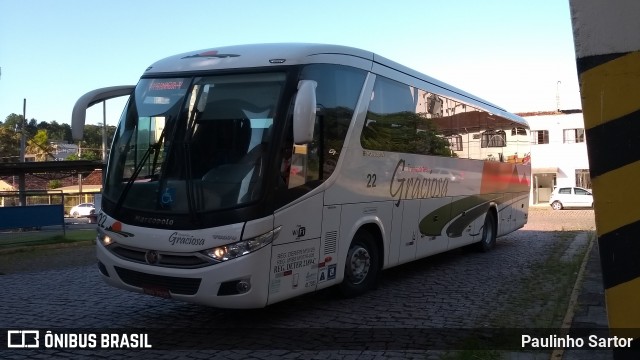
left=69, top=203, right=95, bottom=218
left=430, top=168, right=464, bottom=182
left=549, top=187, right=593, bottom=210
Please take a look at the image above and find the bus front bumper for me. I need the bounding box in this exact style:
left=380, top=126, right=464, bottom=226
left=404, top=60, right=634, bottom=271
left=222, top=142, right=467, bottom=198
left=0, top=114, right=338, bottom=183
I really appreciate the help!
left=96, top=239, right=272, bottom=309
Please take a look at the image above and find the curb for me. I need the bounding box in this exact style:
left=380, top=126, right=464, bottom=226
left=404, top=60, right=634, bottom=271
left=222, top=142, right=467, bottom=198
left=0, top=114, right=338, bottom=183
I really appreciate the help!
left=550, top=231, right=596, bottom=359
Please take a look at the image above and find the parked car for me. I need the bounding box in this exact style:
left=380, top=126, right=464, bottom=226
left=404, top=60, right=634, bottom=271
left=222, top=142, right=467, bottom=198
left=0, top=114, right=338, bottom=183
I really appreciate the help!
left=549, top=187, right=593, bottom=210
left=69, top=203, right=95, bottom=218
left=431, top=168, right=464, bottom=182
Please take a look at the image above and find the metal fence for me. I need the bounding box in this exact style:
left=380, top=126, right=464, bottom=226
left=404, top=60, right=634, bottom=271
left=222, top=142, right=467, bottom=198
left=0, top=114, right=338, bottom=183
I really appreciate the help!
left=0, top=190, right=100, bottom=248
left=0, top=190, right=99, bottom=217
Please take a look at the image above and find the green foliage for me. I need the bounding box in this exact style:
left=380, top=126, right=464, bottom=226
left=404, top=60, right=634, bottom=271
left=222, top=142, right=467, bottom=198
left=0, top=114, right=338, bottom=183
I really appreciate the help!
left=37, top=120, right=72, bottom=142
left=1, top=113, right=116, bottom=162
left=3, top=113, right=24, bottom=132
left=81, top=124, right=116, bottom=159
left=49, top=179, right=62, bottom=189
left=0, top=126, right=20, bottom=161
left=79, top=149, right=101, bottom=161
left=361, top=111, right=454, bottom=156
left=26, top=129, right=54, bottom=161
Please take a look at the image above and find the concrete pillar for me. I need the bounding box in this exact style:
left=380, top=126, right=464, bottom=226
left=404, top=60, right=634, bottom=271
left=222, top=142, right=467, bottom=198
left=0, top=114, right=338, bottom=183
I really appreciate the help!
left=570, top=1, right=640, bottom=357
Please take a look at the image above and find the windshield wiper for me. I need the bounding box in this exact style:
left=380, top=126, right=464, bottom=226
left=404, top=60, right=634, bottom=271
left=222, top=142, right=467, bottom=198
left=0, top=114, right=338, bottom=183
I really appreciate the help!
left=113, top=123, right=168, bottom=215
left=183, top=108, right=200, bottom=224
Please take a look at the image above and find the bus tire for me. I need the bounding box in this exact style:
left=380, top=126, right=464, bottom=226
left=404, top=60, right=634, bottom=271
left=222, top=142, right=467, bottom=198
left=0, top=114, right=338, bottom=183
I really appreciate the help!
left=339, top=229, right=380, bottom=298
left=476, top=211, right=497, bottom=252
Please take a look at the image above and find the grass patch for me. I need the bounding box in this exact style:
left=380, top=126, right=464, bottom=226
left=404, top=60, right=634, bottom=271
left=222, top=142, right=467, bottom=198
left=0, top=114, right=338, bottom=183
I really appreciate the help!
left=441, top=338, right=502, bottom=360
left=443, top=231, right=590, bottom=359
left=0, top=229, right=95, bottom=249
left=488, top=231, right=587, bottom=328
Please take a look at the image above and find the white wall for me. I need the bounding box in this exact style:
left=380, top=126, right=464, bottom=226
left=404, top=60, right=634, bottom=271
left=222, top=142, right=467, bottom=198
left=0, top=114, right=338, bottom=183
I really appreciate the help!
left=523, top=112, right=590, bottom=203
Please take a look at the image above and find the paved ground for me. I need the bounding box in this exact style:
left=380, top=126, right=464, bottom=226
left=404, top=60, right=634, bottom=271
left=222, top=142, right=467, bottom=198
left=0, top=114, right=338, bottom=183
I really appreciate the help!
left=0, top=207, right=612, bottom=359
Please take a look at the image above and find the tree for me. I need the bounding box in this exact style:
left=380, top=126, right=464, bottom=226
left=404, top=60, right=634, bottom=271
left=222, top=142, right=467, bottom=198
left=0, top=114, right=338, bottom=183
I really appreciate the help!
left=44, top=120, right=72, bottom=142
left=0, top=126, right=20, bottom=161
left=80, top=124, right=116, bottom=160
left=26, top=119, right=37, bottom=140
left=3, top=113, right=23, bottom=132
left=3, top=114, right=115, bottom=161
left=26, top=129, right=54, bottom=161
left=49, top=179, right=62, bottom=189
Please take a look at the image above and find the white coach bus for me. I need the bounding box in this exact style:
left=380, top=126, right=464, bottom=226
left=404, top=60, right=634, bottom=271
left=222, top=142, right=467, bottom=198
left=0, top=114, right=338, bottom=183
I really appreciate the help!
left=72, top=44, right=530, bottom=308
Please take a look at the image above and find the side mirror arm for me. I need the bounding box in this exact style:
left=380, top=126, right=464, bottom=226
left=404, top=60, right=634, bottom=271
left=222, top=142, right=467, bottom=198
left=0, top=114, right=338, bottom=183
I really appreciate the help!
left=71, top=85, right=135, bottom=140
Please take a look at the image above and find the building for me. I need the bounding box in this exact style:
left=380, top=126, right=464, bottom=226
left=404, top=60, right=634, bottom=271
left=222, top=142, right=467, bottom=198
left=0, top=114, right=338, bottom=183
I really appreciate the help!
left=519, top=110, right=590, bottom=205
left=50, top=141, right=79, bottom=161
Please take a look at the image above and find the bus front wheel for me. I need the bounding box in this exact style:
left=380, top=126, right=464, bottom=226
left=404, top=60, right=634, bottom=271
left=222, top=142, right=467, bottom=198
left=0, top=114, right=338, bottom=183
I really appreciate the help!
left=339, top=229, right=380, bottom=297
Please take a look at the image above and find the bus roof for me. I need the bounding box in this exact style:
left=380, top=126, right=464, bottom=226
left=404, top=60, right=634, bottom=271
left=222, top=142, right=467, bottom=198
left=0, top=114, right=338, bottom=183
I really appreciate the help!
left=145, top=43, right=526, bottom=127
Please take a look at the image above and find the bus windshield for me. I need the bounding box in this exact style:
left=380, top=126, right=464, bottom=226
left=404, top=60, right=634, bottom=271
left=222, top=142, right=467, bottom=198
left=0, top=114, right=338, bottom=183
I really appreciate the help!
left=104, top=72, right=286, bottom=216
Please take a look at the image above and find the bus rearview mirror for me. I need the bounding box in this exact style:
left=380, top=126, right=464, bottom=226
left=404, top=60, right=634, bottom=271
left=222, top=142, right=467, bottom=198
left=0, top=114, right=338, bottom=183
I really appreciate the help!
left=293, top=80, right=317, bottom=144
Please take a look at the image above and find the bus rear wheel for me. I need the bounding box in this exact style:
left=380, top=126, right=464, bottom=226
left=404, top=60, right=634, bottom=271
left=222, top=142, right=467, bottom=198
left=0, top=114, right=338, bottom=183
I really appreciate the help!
left=339, top=229, right=380, bottom=297
left=476, top=211, right=497, bottom=252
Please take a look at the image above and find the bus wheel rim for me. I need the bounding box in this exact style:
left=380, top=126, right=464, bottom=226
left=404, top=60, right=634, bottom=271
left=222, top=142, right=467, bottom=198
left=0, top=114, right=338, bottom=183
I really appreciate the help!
left=348, top=247, right=371, bottom=285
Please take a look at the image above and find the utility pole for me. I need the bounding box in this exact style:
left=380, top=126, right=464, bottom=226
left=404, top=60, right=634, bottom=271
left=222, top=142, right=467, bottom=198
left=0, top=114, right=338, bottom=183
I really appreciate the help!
left=555, top=81, right=561, bottom=112
left=20, top=99, right=26, bottom=161
left=102, top=101, right=107, bottom=162
left=18, top=99, right=27, bottom=206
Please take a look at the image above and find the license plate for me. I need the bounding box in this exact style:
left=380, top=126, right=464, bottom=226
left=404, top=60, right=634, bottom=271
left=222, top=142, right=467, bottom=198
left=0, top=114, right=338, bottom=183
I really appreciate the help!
left=142, top=286, right=171, bottom=299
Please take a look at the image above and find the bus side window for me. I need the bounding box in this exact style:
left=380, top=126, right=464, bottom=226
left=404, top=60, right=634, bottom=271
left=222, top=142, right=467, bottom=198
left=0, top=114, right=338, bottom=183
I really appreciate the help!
left=280, top=64, right=366, bottom=195
left=280, top=144, right=292, bottom=186
left=288, top=144, right=311, bottom=188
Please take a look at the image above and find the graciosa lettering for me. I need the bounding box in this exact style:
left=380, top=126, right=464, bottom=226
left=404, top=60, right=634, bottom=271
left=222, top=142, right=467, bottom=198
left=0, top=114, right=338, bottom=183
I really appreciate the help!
left=390, top=159, right=449, bottom=207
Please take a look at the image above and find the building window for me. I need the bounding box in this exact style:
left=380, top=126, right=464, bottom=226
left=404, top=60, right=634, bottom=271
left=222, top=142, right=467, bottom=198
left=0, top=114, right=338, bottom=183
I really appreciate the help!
left=481, top=130, right=506, bottom=148
left=447, top=135, right=463, bottom=151
left=511, top=127, right=527, bottom=136
left=531, top=130, right=549, bottom=144
left=563, top=128, right=585, bottom=143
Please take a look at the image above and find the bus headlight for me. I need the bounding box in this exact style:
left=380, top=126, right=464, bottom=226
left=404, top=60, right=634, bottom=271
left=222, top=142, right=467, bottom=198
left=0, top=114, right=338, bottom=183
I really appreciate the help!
left=203, top=226, right=281, bottom=262
left=97, top=231, right=114, bottom=247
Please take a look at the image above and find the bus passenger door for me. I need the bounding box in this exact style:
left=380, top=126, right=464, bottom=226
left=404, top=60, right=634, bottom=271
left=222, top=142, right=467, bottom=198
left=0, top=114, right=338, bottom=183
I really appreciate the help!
left=416, top=197, right=452, bottom=258
left=268, top=193, right=323, bottom=305
left=397, top=200, right=419, bottom=264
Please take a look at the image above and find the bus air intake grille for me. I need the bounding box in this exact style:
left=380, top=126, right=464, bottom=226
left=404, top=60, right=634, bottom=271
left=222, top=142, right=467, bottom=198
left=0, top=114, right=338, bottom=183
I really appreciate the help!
left=109, top=244, right=212, bottom=268
left=114, top=266, right=201, bottom=295
left=324, top=231, right=337, bottom=254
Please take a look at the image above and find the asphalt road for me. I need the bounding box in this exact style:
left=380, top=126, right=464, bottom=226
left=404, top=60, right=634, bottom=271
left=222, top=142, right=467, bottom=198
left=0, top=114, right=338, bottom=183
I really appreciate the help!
left=0, top=208, right=596, bottom=359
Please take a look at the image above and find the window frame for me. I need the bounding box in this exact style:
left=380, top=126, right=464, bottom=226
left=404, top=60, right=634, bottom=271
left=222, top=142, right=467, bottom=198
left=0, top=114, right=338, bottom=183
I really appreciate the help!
left=563, top=128, right=585, bottom=143
left=480, top=130, right=506, bottom=148
left=531, top=130, right=549, bottom=145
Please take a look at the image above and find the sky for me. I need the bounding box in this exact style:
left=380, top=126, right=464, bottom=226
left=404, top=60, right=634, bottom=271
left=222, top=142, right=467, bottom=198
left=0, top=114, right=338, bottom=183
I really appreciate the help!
left=0, top=0, right=582, bottom=130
